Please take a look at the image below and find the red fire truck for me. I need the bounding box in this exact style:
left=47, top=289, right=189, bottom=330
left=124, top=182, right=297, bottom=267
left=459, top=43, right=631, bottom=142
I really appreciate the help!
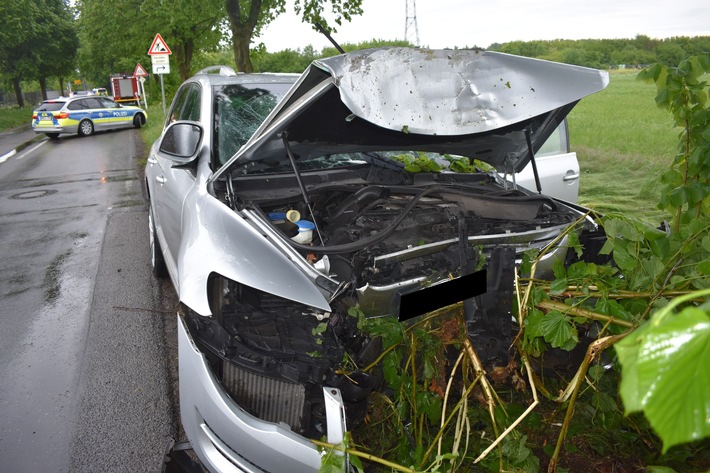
left=110, top=74, right=140, bottom=105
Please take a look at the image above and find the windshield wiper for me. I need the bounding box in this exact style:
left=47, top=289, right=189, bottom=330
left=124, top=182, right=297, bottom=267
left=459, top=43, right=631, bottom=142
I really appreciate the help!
left=361, top=152, right=406, bottom=171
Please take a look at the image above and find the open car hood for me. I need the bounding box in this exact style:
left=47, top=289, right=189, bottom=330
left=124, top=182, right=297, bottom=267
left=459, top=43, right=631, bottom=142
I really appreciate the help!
left=212, top=47, right=608, bottom=181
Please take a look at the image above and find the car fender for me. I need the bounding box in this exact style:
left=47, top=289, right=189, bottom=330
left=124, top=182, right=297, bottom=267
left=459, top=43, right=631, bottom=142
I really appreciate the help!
left=176, top=186, right=331, bottom=315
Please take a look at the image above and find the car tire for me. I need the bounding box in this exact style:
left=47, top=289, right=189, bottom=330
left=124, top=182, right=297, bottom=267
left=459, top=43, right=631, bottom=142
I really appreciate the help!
left=133, top=113, right=145, bottom=129
left=78, top=119, right=94, bottom=137
left=46, top=133, right=60, bottom=139
left=149, top=205, right=168, bottom=278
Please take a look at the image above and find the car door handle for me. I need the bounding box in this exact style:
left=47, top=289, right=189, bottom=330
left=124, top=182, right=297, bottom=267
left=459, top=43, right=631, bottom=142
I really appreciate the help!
left=562, top=172, right=580, bottom=182
left=156, top=175, right=167, bottom=184
left=147, top=156, right=158, bottom=165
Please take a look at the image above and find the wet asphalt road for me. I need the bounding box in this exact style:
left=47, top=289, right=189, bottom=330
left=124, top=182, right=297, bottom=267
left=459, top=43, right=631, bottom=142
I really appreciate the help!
left=0, top=128, right=179, bottom=472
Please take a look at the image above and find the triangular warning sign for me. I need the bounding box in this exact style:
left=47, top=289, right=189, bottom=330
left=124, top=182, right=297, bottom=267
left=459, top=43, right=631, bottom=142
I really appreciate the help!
left=134, top=63, right=148, bottom=77
left=148, top=33, right=172, bottom=55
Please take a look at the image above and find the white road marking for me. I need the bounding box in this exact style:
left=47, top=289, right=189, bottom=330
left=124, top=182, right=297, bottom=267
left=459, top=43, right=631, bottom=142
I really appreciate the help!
left=15, top=140, right=48, bottom=160
left=0, top=149, right=17, bottom=163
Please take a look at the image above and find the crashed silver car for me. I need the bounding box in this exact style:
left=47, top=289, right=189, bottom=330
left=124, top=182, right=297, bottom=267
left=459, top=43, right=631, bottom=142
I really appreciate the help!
left=146, top=48, right=608, bottom=472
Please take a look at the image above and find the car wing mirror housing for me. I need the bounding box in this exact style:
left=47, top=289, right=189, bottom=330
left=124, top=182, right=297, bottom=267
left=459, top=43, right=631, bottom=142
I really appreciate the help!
left=158, top=121, right=203, bottom=164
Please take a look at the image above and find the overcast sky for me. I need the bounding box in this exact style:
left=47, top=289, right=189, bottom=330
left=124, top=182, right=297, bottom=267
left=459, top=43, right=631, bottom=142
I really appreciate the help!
left=256, top=0, right=709, bottom=52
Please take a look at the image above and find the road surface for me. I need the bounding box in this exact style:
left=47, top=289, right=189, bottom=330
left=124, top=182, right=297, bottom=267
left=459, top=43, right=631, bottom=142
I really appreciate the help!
left=0, top=127, right=179, bottom=472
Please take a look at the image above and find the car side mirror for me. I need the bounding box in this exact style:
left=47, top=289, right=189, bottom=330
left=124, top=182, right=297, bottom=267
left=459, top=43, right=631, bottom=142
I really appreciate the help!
left=158, top=121, right=203, bottom=164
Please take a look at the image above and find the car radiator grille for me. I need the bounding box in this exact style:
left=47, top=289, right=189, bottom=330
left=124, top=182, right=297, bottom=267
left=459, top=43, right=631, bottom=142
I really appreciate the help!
left=222, top=363, right=306, bottom=432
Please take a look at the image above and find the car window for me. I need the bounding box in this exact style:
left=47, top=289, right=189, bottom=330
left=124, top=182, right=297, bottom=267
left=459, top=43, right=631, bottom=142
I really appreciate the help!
left=167, top=84, right=200, bottom=126
left=99, top=98, right=120, bottom=109
left=181, top=86, right=201, bottom=121
left=535, top=120, right=570, bottom=157
left=167, top=85, right=191, bottom=127
left=36, top=102, right=65, bottom=112
left=85, top=98, right=104, bottom=109
left=68, top=100, right=89, bottom=111
left=213, top=83, right=292, bottom=166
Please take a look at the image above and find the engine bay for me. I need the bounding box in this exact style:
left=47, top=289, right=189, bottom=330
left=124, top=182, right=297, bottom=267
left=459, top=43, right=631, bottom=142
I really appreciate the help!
left=189, top=165, right=583, bottom=437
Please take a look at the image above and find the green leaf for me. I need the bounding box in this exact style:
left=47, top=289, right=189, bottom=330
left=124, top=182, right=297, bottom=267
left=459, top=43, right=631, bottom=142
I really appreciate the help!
left=312, top=322, right=328, bottom=336
left=318, top=460, right=346, bottom=473
left=698, top=260, right=710, bottom=276
left=549, top=277, right=568, bottom=295
left=649, top=235, right=670, bottom=258
left=349, top=454, right=364, bottom=473
left=524, top=308, right=545, bottom=340
left=612, top=245, right=637, bottom=271
left=702, top=235, right=710, bottom=253
left=382, top=351, right=403, bottom=390
left=616, top=306, right=710, bottom=452
left=646, top=467, right=679, bottom=473
left=539, top=310, right=578, bottom=351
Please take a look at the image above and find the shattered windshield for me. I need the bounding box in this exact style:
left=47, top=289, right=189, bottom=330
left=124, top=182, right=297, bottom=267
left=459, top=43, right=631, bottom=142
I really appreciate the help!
left=214, top=82, right=293, bottom=166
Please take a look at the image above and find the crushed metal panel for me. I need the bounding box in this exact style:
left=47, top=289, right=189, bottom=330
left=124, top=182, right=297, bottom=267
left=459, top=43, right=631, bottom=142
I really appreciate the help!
left=314, top=47, right=609, bottom=136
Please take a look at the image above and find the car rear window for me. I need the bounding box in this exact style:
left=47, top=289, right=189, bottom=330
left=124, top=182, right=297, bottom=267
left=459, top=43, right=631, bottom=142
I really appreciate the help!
left=36, top=102, right=65, bottom=112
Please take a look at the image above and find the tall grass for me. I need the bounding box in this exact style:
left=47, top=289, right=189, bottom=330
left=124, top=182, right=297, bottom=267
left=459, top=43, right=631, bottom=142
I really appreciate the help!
left=0, top=106, right=33, bottom=130
left=568, top=70, right=678, bottom=224
left=139, top=104, right=166, bottom=150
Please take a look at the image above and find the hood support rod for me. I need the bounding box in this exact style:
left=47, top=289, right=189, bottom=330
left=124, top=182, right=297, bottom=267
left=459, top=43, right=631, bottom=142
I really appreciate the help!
left=524, top=127, right=542, bottom=194
left=281, top=132, right=325, bottom=245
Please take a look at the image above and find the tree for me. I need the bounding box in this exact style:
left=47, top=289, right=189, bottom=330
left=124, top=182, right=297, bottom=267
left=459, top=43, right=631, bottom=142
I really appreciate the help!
left=225, top=0, right=363, bottom=73
left=138, top=0, right=225, bottom=81
left=76, top=0, right=224, bottom=86
left=34, top=0, right=79, bottom=99
left=655, top=41, right=687, bottom=67
left=0, top=0, right=43, bottom=106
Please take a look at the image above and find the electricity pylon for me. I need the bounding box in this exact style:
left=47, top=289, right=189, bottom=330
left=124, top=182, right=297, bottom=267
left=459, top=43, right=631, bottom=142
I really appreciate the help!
left=405, top=0, right=420, bottom=47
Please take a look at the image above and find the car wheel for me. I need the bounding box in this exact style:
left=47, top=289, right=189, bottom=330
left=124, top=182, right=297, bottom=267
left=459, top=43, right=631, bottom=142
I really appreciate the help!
left=78, top=120, right=94, bottom=137
left=133, top=113, right=145, bottom=129
left=46, top=133, right=59, bottom=139
left=149, top=205, right=168, bottom=278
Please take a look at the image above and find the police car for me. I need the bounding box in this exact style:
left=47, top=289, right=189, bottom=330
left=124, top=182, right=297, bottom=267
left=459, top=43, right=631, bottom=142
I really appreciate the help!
left=31, top=95, right=147, bottom=139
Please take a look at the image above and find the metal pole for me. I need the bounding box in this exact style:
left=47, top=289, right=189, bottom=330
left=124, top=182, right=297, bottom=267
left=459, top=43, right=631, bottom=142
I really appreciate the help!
left=141, top=78, right=147, bottom=109
left=160, top=74, right=166, bottom=117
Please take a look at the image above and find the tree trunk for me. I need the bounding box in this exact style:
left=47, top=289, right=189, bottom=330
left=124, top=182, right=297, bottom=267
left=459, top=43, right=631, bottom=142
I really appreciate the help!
left=39, top=77, right=48, bottom=101
left=176, top=39, right=194, bottom=82
left=12, top=77, right=24, bottom=108
left=232, top=33, right=253, bottom=73
left=225, top=0, right=261, bottom=73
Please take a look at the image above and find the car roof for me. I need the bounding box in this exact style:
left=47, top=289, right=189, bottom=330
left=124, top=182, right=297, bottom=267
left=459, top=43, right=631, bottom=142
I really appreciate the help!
left=189, top=65, right=299, bottom=87
left=41, top=97, right=70, bottom=104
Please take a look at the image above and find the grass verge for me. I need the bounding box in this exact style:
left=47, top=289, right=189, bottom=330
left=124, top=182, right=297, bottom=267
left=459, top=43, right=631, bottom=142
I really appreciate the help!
left=137, top=104, right=166, bottom=166
left=0, top=106, right=33, bottom=131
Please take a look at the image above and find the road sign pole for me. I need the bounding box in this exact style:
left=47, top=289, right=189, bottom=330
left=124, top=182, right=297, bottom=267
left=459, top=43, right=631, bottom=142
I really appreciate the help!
left=160, top=73, right=166, bottom=117
left=139, top=78, right=147, bottom=109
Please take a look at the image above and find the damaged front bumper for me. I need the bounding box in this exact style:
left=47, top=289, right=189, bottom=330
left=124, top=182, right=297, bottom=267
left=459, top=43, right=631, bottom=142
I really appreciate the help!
left=177, top=315, right=346, bottom=473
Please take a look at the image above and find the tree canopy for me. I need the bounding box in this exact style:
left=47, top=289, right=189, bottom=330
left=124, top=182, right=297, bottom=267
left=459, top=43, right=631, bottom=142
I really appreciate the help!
left=225, top=0, right=364, bottom=72
left=76, top=0, right=225, bottom=85
left=0, top=0, right=78, bottom=105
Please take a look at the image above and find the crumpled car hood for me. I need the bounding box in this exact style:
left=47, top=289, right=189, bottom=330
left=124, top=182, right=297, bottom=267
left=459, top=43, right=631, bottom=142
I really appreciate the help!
left=212, top=47, right=608, bottom=180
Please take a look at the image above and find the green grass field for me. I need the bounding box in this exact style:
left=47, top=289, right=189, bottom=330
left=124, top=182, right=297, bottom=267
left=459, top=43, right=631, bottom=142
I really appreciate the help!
left=2, top=70, right=681, bottom=224
left=568, top=69, right=678, bottom=224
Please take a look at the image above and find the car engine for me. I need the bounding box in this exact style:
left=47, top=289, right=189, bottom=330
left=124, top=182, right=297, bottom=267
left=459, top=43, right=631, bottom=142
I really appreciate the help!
left=188, top=168, right=581, bottom=438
